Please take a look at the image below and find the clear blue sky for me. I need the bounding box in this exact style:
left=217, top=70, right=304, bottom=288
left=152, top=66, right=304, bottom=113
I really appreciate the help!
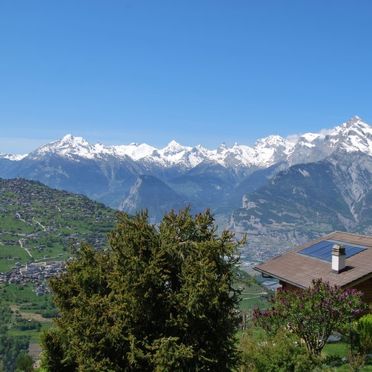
left=1, top=0, right=372, bottom=153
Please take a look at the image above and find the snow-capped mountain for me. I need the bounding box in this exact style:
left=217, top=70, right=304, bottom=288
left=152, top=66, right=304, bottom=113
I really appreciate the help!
left=286, top=116, right=372, bottom=164
left=9, top=116, right=372, bottom=170
left=0, top=153, right=27, bottom=161
left=2, top=116, right=372, bottom=261
left=25, top=134, right=295, bottom=168
left=1, top=116, right=372, bottom=227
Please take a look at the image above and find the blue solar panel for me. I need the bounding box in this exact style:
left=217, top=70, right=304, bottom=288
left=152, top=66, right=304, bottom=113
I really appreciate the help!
left=298, top=240, right=366, bottom=262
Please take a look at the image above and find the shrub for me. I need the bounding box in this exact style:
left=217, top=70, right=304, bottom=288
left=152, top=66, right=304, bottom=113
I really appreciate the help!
left=239, top=329, right=319, bottom=372
left=15, top=352, right=34, bottom=372
left=357, top=314, right=372, bottom=353
left=253, top=279, right=367, bottom=356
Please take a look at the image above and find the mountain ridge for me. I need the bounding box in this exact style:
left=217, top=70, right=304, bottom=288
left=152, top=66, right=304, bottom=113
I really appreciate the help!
left=3, top=116, right=371, bottom=170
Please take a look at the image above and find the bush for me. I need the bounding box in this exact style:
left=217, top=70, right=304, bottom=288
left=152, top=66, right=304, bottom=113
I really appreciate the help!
left=347, top=350, right=366, bottom=372
left=40, top=309, right=58, bottom=319
left=15, top=319, right=41, bottom=331
left=253, top=279, right=367, bottom=356
left=357, top=314, right=372, bottom=353
left=15, top=352, right=34, bottom=372
left=239, top=329, right=319, bottom=372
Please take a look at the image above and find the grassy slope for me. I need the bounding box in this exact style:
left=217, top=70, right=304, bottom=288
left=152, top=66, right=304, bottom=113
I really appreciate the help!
left=0, top=178, right=118, bottom=347
left=0, top=178, right=116, bottom=272
left=0, top=284, right=55, bottom=343
left=235, top=270, right=269, bottom=312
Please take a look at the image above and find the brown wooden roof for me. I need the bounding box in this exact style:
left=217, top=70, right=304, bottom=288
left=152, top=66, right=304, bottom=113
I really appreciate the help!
left=254, top=232, right=372, bottom=288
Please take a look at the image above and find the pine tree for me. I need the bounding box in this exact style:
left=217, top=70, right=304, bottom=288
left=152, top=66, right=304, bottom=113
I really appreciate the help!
left=41, top=209, right=241, bottom=371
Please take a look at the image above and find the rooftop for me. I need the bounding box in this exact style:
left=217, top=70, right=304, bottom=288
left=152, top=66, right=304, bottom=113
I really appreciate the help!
left=254, top=232, right=372, bottom=289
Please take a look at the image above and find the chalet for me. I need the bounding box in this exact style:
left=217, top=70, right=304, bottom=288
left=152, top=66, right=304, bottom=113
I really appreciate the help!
left=254, top=232, right=372, bottom=308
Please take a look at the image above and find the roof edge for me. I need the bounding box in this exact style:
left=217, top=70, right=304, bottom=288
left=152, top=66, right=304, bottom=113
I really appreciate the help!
left=343, top=271, right=372, bottom=288
left=254, top=267, right=306, bottom=289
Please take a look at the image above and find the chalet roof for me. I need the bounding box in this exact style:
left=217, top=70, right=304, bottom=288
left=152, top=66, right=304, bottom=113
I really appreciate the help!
left=254, top=232, right=372, bottom=288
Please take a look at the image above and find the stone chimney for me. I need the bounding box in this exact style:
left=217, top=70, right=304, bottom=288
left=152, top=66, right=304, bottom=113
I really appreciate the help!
left=332, top=244, right=346, bottom=273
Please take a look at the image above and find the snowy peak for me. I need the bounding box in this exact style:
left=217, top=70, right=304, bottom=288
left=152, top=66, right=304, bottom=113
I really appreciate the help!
left=322, top=116, right=372, bottom=156
left=60, top=134, right=88, bottom=146
left=113, top=143, right=156, bottom=161
left=331, top=116, right=369, bottom=135
left=30, top=134, right=99, bottom=160
left=158, top=140, right=191, bottom=158
left=253, top=135, right=295, bottom=165
left=163, top=140, right=189, bottom=153
left=255, top=134, right=287, bottom=147
left=343, top=115, right=363, bottom=127
left=5, top=116, right=372, bottom=167
left=0, top=153, right=27, bottom=161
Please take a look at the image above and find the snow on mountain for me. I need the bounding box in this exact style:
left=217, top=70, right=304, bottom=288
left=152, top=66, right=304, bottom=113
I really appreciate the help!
left=286, top=116, right=372, bottom=165
left=6, top=116, right=372, bottom=168
left=324, top=116, right=372, bottom=155
left=0, top=153, right=27, bottom=161
left=28, top=134, right=115, bottom=160
left=113, top=143, right=156, bottom=161
left=152, top=141, right=196, bottom=167
left=252, top=135, right=295, bottom=166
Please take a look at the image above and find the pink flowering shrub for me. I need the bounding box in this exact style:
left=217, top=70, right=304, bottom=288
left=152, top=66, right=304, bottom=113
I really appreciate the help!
left=253, top=279, right=367, bottom=356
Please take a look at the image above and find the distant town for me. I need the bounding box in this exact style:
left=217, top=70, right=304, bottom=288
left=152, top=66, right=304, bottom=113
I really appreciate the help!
left=0, top=260, right=66, bottom=296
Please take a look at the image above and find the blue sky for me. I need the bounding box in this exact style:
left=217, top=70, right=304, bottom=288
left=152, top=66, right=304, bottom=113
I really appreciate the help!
left=1, top=0, right=372, bottom=153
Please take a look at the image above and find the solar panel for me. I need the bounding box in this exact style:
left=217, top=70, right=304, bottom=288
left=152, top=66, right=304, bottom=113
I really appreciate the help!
left=298, top=240, right=366, bottom=262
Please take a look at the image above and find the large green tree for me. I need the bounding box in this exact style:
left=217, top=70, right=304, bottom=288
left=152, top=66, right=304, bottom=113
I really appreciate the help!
left=41, top=209, right=241, bottom=371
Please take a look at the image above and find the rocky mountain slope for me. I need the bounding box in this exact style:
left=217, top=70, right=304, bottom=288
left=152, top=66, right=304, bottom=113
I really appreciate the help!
left=120, top=175, right=186, bottom=221
left=232, top=151, right=372, bottom=261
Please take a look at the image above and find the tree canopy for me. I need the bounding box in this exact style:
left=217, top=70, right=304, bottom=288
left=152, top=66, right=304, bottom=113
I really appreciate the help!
left=41, top=208, right=241, bottom=371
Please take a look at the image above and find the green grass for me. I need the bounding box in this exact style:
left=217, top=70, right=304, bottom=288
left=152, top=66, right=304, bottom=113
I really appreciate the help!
left=0, top=284, right=54, bottom=345
left=8, top=323, right=50, bottom=343
left=30, top=243, right=70, bottom=261
left=0, top=284, right=48, bottom=305
left=0, top=215, right=34, bottom=234
left=332, top=362, right=372, bottom=371
left=324, top=345, right=372, bottom=371
left=236, top=272, right=268, bottom=312
left=0, top=244, right=29, bottom=272
left=240, top=297, right=267, bottom=311
left=323, top=341, right=349, bottom=358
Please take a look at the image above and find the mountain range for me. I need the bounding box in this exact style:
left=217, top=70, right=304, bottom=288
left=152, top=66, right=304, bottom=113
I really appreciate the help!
left=2, top=116, right=372, bottom=260
left=5, top=115, right=372, bottom=168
